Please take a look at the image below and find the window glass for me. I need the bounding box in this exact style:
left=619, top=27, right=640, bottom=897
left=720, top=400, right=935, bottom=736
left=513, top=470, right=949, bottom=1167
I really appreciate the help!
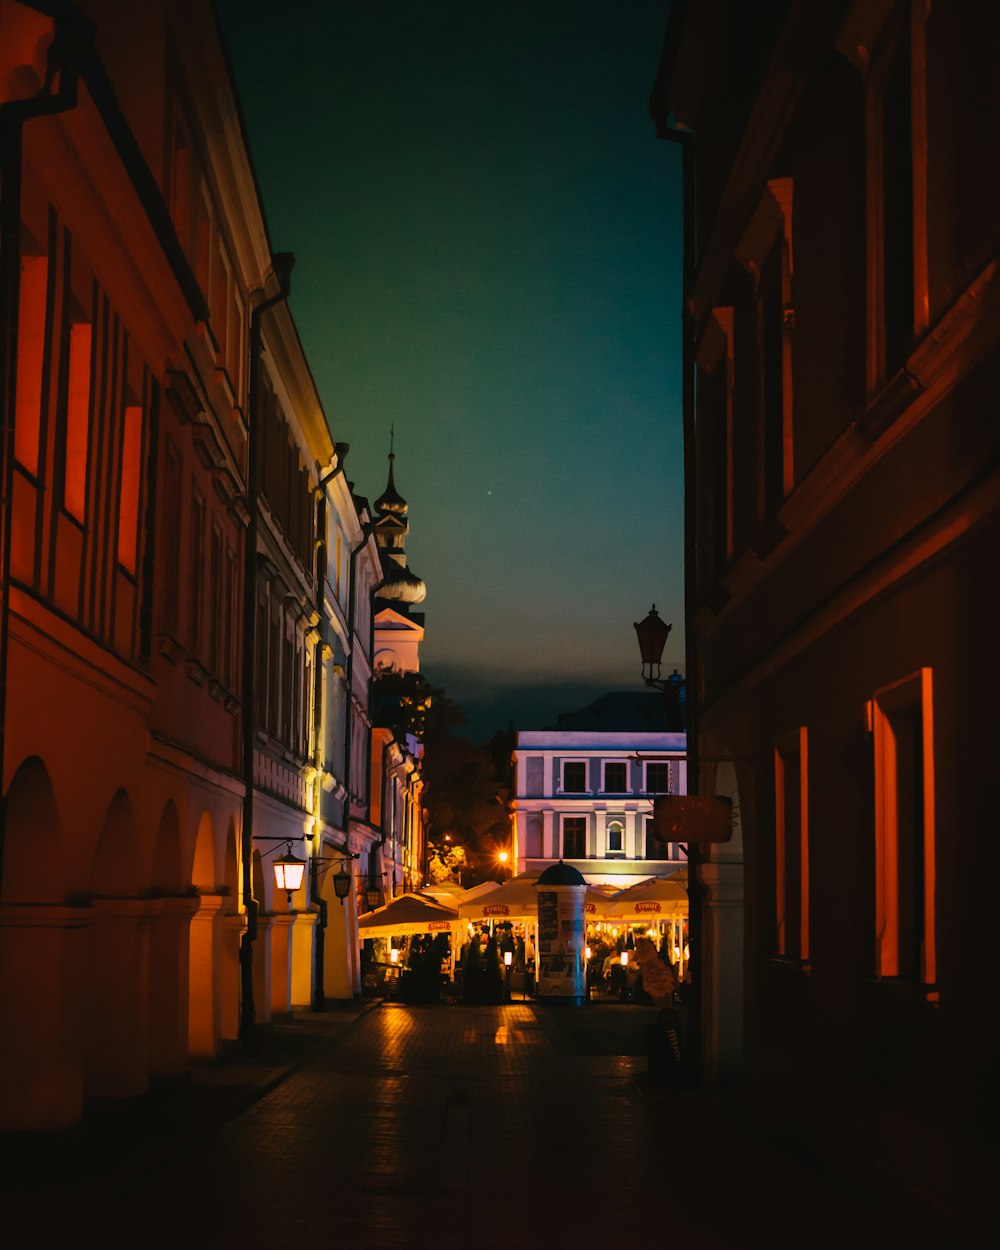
left=563, top=817, right=586, bottom=857
left=562, top=761, right=586, bottom=792
left=645, top=762, right=670, bottom=793
left=604, top=762, right=627, bottom=792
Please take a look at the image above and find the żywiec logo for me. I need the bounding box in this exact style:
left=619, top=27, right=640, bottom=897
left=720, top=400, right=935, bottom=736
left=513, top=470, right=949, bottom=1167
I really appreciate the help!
left=635, top=901, right=661, bottom=913
left=483, top=904, right=510, bottom=916
left=428, top=921, right=452, bottom=930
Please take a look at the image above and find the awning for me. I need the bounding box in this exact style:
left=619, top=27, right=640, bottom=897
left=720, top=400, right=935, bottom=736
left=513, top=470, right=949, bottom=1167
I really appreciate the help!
left=358, top=893, right=459, bottom=937
left=610, top=874, right=688, bottom=921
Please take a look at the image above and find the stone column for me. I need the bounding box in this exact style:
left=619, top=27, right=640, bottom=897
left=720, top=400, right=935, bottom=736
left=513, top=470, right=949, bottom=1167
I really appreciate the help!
left=698, top=860, right=744, bottom=1083
left=253, top=913, right=274, bottom=1026
left=0, top=904, right=88, bottom=1129
left=270, top=913, right=295, bottom=1017
left=219, top=911, right=245, bottom=1046
left=83, top=898, right=152, bottom=1100
left=291, top=911, right=317, bottom=1007
left=147, top=895, right=200, bottom=1078
left=188, top=893, right=223, bottom=1058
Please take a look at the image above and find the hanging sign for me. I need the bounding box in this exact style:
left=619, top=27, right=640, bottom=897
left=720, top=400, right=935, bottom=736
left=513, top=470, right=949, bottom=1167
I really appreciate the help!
left=653, top=795, right=733, bottom=843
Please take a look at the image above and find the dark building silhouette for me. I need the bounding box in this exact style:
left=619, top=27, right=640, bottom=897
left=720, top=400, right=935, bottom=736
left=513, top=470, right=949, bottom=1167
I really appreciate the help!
left=651, top=0, right=998, bottom=1228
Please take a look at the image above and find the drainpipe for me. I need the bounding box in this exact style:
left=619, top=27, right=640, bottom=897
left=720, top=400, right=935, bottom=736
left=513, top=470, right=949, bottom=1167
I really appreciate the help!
left=0, top=17, right=82, bottom=894
left=655, top=117, right=702, bottom=1084
left=341, top=519, right=383, bottom=966
left=239, top=252, right=294, bottom=1044
left=309, top=442, right=349, bottom=1010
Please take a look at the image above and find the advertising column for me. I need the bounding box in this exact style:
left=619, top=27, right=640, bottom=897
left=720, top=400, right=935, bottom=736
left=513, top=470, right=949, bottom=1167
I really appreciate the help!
left=536, top=861, right=587, bottom=1006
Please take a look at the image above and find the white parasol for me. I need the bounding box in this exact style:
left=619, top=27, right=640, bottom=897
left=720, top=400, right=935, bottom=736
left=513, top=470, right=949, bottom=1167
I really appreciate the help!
left=358, top=892, right=459, bottom=937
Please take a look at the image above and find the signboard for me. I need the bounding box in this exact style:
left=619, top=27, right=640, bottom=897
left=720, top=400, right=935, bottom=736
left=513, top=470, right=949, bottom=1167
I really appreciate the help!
left=482, top=904, right=510, bottom=917
left=537, top=888, right=585, bottom=1000
left=652, top=794, right=733, bottom=843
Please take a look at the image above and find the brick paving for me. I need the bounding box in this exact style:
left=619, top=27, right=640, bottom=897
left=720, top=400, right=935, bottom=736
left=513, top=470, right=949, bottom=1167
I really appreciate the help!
left=7, top=1001, right=979, bottom=1249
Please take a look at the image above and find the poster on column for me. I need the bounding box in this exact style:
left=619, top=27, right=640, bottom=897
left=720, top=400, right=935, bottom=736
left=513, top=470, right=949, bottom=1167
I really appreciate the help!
left=537, top=889, right=584, bottom=998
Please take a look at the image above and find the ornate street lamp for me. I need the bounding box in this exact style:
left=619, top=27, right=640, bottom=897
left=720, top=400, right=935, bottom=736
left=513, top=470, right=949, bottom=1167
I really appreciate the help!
left=311, top=850, right=358, bottom=906
left=634, top=604, right=672, bottom=687
left=273, top=845, right=306, bottom=904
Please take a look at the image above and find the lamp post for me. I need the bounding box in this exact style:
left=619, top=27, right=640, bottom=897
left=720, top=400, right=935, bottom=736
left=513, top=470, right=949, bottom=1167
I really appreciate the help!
left=634, top=603, right=718, bottom=1087
left=634, top=605, right=672, bottom=687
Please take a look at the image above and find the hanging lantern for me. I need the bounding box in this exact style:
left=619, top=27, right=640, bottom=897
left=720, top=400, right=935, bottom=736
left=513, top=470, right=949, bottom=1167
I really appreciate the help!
left=273, top=849, right=306, bottom=900
left=333, top=867, right=352, bottom=902
left=634, top=604, right=671, bottom=683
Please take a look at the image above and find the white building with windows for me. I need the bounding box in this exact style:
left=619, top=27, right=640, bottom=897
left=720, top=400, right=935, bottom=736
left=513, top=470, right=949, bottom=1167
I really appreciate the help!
left=512, top=692, right=687, bottom=887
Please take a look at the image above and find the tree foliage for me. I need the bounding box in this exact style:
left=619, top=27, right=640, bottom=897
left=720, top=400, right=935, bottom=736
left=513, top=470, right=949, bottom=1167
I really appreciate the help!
left=371, top=669, right=515, bottom=883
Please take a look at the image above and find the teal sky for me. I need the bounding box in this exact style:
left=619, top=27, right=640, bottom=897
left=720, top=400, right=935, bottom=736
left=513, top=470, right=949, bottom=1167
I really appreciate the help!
left=216, top=0, right=684, bottom=736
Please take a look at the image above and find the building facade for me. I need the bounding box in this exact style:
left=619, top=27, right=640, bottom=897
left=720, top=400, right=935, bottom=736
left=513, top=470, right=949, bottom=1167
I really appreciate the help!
left=651, top=0, right=998, bottom=1225
left=513, top=693, right=688, bottom=887
left=0, top=0, right=382, bottom=1128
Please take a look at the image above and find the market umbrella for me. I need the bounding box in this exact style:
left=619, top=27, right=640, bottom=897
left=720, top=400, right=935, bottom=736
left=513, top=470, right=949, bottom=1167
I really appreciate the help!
left=458, top=875, right=541, bottom=923
left=611, top=874, right=688, bottom=921
left=358, top=893, right=459, bottom=937
left=457, top=876, right=627, bottom=924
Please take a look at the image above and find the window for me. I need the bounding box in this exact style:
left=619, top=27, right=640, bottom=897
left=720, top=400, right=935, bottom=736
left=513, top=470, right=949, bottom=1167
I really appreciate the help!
left=161, top=441, right=182, bottom=636
left=848, top=1, right=931, bottom=392
left=562, top=817, right=586, bottom=858
left=606, top=820, right=625, bottom=856
left=562, top=761, right=586, bottom=792
left=870, top=669, right=936, bottom=985
left=524, top=756, right=543, bottom=795
left=774, top=728, right=809, bottom=962
left=188, top=492, right=205, bottom=657
left=15, top=255, right=48, bottom=476
left=209, top=522, right=223, bottom=674
left=603, top=761, right=627, bottom=793
left=525, top=814, right=542, bottom=858
left=63, top=321, right=92, bottom=522
left=117, top=405, right=142, bottom=574
left=734, top=178, right=795, bottom=519
left=224, top=544, right=237, bottom=688
left=696, top=306, right=734, bottom=580
left=644, top=817, right=670, bottom=861
left=645, top=762, right=670, bottom=794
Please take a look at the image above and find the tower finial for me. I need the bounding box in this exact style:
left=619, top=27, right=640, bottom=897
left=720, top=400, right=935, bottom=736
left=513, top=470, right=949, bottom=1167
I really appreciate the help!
left=389, top=423, right=395, bottom=461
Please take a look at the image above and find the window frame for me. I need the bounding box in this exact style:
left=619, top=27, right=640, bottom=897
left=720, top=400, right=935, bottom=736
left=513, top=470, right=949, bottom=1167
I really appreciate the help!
left=560, top=759, right=588, bottom=794
left=774, top=726, right=810, bottom=965
left=839, top=0, right=930, bottom=395
left=562, top=815, right=587, bottom=859
left=868, top=667, right=936, bottom=989
left=643, top=760, right=672, bottom=795
left=601, top=759, right=628, bottom=795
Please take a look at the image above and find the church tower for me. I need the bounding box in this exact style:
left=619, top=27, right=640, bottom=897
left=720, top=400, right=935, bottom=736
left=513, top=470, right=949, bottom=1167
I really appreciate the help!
left=372, top=435, right=425, bottom=672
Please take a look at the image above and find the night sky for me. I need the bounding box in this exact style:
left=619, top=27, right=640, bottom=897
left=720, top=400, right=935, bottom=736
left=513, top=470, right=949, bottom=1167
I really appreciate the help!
left=215, top=0, right=684, bottom=738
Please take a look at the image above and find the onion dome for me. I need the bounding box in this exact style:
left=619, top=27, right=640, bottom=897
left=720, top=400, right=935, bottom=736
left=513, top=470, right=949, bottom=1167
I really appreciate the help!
left=378, top=553, right=427, bottom=604
left=374, top=452, right=407, bottom=516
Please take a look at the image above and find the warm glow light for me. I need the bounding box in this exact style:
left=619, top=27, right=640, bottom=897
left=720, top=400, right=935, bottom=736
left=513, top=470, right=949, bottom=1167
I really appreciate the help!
left=390, top=948, right=399, bottom=964
left=585, top=946, right=592, bottom=960
left=498, top=850, right=509, bottom=864
left=620, top=952, right=629, bottom=966
left=273, top=851, right=306, bottom=896
left=504, top=951, right=513, bottom=967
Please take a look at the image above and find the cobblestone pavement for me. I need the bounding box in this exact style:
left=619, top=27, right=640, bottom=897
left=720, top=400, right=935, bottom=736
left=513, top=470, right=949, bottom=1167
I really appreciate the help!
left=10, top=1002, right=978, bottom=1249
